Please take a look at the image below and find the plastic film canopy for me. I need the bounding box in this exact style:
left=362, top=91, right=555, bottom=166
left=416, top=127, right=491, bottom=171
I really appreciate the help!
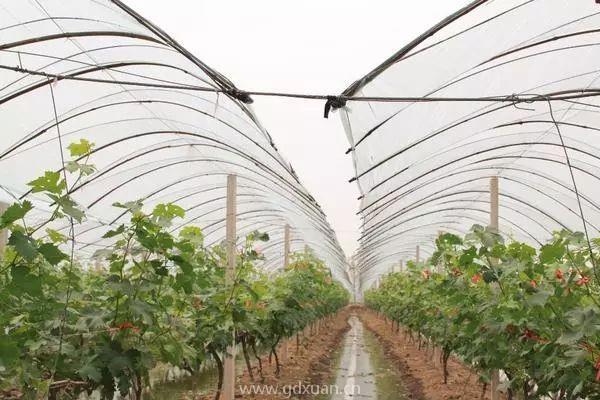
left=0, top=0, right=349, bottom=285
left=339, top=0, right=600, bottom=288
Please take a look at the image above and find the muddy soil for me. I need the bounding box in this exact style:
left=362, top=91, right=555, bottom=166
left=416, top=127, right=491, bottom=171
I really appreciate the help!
left=357, top=307, right=495, bottom=400
left=329, top=314, right=409, bottom=400
left=177, top=308, right=352, bottom=400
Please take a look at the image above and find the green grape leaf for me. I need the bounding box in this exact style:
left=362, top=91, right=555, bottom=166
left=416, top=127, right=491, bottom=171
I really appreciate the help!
left=526, top=290, right=552, bottom=307
left=46, top=228, right=67, bottom=244
left=130, top=300, right=154, bottom=325
left=27, top=171, right=66, bottom=194
left=11, top=265, right=42, bottom=296
left=39, top=243, right=68, bottom=265
left=0, top=200, right=33, bottom=228
left=56, top=196, right=85, bottom=222
left=113, top=201, right=143, bottom=213
left=8, top=231, right=38, bottom=261
left=556, top=329, right=584, bottom=345
left=78, top=363, right=102, bottom=382
left=65, top=161, right=80, bottom=173
left=0, top=336, right=19, bottom=368
left=68, top=139, right=94, bottom=157
left=103, top=224, right=125, bottom=239
left=540, top=242, right=566, bottom=264
left=152, top=203, right=185, bottom=227
left=179, top=226, right=204, bottom=245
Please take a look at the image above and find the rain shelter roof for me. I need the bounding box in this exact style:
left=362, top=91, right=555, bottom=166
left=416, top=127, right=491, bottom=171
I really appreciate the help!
left=0, top=0, right=349, bottom=284
left=338, top=0, right=600, bottom=289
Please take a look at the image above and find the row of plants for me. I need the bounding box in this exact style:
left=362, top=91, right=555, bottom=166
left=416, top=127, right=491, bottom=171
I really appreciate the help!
left=365, top=225, right=600, bottom=399
left=0, top=140, right=349, bottom=400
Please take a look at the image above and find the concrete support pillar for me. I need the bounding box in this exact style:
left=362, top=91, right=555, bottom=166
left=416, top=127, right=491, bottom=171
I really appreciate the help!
left=223, top=175, right=237, bottom=400
left=490, top=176, right=500, bottom=400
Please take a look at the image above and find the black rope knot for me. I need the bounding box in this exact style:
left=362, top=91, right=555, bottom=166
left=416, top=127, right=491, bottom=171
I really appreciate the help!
left=324, top=96, right=346, bottom=118
left=225, top=88, right=253, bottom=104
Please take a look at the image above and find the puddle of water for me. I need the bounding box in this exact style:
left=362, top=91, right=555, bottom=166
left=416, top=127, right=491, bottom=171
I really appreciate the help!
left=363, top=326, right=410, bottom=400
left=315, top=337, right=345, bottom=400
left=147, top=350, right=249, bottom=399
left=147, top=365, right=219, bottom=400
left=327, top=315, right=409, bottom=400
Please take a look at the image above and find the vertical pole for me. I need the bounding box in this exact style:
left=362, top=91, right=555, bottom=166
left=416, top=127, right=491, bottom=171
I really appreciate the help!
left=281, top=224, right=291, bottom=360
left=437, top=230, right=444, bottom=273
left=490, top=176, right=499, bottom=231
left=416, top=245, right=420, bottom=264
left=284, top=224, right=291, bottom=268
left=399, top=260, right=404, bottom=273
left=490, top=176, right=500, bottom=400
left=223, top=175, right=237, bottom=400
left=0, top=202, right=8, bottom=257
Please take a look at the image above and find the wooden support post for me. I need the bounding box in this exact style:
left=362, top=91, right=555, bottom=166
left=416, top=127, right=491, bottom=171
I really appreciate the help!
left=399, top=259, right=404, bottom=273
left=0, top=202, right=8, bottom=257
left=416, top=245, right=420, bottom=264
left=490, top=176, right=501, bottom=400
left=284, top=224, right=291, bottom=268
left=223, top=175, right=237, bottom=400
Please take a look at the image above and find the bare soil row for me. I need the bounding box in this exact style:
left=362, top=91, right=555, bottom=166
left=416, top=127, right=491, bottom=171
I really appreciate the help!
left=357, top=306, right=495, bottom=400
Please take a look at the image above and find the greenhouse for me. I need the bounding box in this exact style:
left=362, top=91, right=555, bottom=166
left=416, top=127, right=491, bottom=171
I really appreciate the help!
left=0, top=0, right=347, bottom=282
left=339, top=0, right=600, bottom=290
left=2, top=0, right=600, bottom=399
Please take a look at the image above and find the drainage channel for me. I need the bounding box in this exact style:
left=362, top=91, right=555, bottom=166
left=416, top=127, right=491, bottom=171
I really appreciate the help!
left=328, top=315, right=409, bottom=400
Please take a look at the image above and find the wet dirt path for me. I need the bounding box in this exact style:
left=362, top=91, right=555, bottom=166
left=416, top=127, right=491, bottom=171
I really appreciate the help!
left=330, top=315, right=409, bottom=400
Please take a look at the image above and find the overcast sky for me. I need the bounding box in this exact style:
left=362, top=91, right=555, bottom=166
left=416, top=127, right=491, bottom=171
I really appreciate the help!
left=124, top=0, right=470, bottom=256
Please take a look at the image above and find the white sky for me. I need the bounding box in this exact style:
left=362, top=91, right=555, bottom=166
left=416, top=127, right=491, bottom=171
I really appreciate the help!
left=124, top=0, right=470, bottom=256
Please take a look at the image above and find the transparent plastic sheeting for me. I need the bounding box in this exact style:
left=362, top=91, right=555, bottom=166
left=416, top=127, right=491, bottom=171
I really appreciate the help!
left=338, top=0, right=600, bottom=289
left=0, top=0, right=349, bottom=286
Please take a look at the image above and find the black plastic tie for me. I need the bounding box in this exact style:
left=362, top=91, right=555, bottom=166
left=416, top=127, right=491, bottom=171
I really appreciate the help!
left=225, top=88, right=253, bottom=104
left=323, top=96, right=346, bottom=118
